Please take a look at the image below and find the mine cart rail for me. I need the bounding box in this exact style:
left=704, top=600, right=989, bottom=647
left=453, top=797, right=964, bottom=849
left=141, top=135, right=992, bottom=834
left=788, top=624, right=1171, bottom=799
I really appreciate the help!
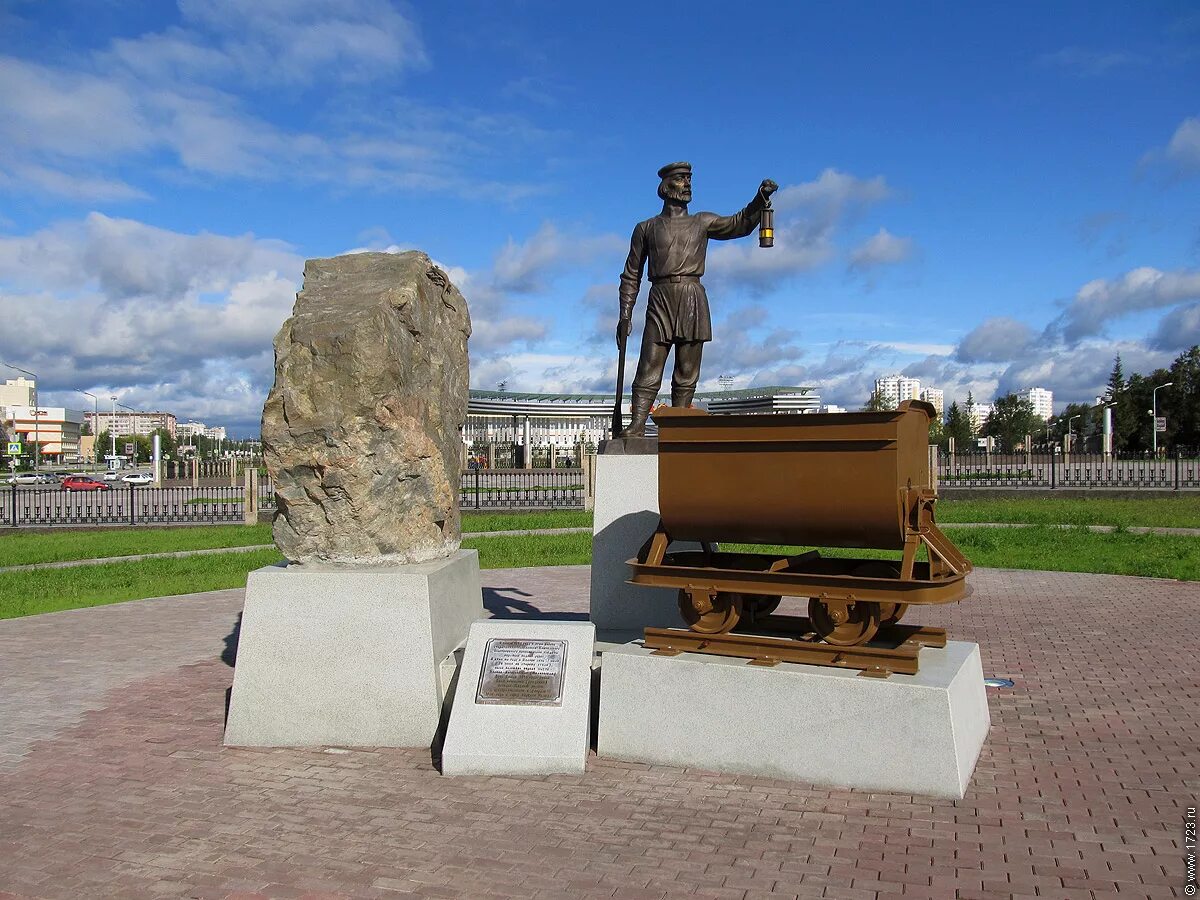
left=644, top=619, right=948, bottom=678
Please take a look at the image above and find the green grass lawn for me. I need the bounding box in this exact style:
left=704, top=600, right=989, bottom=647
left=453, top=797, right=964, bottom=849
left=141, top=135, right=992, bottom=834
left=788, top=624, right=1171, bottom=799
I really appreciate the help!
left=935, top=496, right=1200, bottom=528
left=0, top=510, right=590, bottom=568
left=2, top=498, right=1197, bottom=620
left=0, top=524, right=273, bottom=568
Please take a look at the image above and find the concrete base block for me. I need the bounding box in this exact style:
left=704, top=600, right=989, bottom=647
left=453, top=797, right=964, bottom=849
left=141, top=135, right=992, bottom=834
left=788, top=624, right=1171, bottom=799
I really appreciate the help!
left=224, top=549, right=483, bottom=748
left=589, top=453, right=701, bottom=635
left=597, top=640, right=990, bottom=799
left=441, top=620, right=595, bottom=776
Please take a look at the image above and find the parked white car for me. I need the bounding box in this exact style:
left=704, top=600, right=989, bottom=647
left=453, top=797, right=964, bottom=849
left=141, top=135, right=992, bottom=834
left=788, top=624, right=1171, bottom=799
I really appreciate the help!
left=102, top=470, right=120, bottom=481
left=121, top=472, right=154, bottom=485
left=5, top=472, right=55, bottom=485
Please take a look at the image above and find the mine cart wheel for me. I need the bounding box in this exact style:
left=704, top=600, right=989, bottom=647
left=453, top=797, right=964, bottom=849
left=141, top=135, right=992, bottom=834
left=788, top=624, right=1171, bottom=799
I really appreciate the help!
left=678, top=589, right=743, bottom=634
left=879, top=602, right=908, bottom=626
left=742, top=595, right=782, bottom=624
left=850, top=563, right=906, bottom=626
left=808, top=598, right=881, bottom=646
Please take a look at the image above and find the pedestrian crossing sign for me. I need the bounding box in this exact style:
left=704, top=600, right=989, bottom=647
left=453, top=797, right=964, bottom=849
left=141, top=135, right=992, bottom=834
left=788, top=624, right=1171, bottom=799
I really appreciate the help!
left=6, top=441, right=21, bottom=456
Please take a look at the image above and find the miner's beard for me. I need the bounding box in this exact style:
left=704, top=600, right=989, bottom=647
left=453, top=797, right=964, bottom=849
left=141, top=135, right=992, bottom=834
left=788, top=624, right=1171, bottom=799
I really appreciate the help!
left=663, top=184, right=691, bottom=203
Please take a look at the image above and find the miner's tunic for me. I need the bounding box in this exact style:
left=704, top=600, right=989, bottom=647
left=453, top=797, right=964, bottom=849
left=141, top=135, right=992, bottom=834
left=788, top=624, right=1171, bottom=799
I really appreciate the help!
left=619, top=204, right=763, bottom=344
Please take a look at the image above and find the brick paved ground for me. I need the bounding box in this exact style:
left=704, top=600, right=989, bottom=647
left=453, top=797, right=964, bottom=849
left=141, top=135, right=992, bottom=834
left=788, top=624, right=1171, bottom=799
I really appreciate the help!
left=0, top=565, right=1195, bottom=899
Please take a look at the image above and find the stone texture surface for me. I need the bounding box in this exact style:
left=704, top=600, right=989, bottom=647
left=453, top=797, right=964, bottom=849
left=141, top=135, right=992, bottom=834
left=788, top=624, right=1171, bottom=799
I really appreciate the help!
left=224, top=551, right=483, bottom=748
left=597, top=640, right=990, bottom=799
left=263, top=250, right=471, bottom=564
left=442, top=620, right=595, bottom=776
left=0, top=567, right=1193, bottom=898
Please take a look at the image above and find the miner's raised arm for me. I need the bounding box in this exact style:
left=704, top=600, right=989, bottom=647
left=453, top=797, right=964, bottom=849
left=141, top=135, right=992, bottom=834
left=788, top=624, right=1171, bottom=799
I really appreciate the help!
left=705, top=178, right=778, bottom=240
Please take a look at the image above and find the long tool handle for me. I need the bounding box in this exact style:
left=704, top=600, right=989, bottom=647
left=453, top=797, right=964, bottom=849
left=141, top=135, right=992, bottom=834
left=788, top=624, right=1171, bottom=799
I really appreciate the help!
left=612, top=331, right=627, bottom=438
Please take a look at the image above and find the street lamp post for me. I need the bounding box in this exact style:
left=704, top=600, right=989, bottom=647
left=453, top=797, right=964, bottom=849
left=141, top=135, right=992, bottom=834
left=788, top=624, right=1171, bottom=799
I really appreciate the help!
left=1152, top=382, right=1174, bottom=457
left=110, top=396, right=118, bottom=466
left=1, top=362, right=39, bottom=471
left=78, top=390, right=97, bottom=469
left=1068, top=414, right=1081, bottom=453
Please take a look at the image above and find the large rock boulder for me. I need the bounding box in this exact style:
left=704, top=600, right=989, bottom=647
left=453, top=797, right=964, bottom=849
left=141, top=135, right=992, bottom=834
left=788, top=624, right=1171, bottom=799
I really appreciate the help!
left=263, top=251, right=471, bottom=565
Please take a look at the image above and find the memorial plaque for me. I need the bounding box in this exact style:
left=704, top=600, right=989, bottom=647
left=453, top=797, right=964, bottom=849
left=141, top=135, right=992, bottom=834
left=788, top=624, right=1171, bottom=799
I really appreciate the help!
left=476, top=638, right=567, bottom=706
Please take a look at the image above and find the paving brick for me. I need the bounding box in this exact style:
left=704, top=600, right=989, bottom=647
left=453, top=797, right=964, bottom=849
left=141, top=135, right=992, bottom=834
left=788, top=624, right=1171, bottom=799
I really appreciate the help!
left=0, top=566, right=1194, bottom=899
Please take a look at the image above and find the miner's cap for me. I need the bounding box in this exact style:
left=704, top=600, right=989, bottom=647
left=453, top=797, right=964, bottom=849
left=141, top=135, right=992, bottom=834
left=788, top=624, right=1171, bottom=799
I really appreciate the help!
left=657, top=161, right=692, bottom=180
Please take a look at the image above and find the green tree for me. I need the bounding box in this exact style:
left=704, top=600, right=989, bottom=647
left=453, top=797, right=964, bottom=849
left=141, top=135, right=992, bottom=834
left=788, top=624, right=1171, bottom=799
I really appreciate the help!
left=1103, top=354, right=1137, bottom=450
left=95, top=428, right=112, bottom=464
left=982, top=393, right=1038, bottom=453
left=862, top=388, right=893, bottom=412
left=943, top=401, right=973, bottom=451
left=1167, top=345, right=1200, bottom=451
left=1056, top=402, right=1094, bottom=451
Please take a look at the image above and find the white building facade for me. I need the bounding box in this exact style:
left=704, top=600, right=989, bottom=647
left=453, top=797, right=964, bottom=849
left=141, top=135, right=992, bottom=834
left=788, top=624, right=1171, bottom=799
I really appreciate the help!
left=85, top=411, right=178, bottom=439
left=874, top=374, right=921, bottom=407
left=1017, top=387, right=1053, bottom=420
left=919, top=388, right=944, bottom=417
left=0, top=377, right=36, bottom=412
left=4, top=406, right=86, bottom=461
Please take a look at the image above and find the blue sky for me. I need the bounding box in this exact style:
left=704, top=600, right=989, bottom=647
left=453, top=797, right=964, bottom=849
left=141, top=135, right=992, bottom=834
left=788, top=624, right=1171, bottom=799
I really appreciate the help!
left=1, top=0, right=1197, bottom=436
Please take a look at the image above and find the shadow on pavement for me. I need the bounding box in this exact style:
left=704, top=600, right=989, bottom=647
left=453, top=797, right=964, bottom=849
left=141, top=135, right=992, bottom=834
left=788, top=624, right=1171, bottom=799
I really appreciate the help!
left=484, top=586, right=588, bottom=621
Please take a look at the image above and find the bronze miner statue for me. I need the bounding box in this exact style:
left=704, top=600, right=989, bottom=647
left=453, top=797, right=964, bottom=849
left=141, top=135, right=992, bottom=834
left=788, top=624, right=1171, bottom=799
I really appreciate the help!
left=615, top=162, right=777, bottom=437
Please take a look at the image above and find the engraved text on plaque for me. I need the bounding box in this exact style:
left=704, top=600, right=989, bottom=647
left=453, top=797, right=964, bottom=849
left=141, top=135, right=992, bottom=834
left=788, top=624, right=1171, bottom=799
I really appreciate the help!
left=476, top=639, right=568, bottom=706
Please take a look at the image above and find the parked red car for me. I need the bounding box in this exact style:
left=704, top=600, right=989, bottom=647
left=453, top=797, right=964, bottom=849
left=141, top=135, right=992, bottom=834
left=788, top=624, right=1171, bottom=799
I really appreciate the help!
left=61, top=476, right=111, bottom=492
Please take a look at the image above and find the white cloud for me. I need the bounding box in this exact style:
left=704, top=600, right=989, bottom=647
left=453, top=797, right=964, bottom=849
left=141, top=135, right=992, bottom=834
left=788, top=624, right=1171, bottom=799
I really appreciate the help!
left=0, top=214, right=302, bottom=431
left=1052, top=266, right=1200, bottom=342
left=1151, top=302, right=1200, bottom=350
left=1037, top=47, right=1143, bottom=76
left=1164, top=116, right=1200, bottom=173
left=114, top=0, right=428, bottom=87
left=1141, top=116, right=1200, bottom=178
left=955, top=317, right=1037, bottom=363
left=847, top=228, right=915, bottom=272
left=708, top=168, right=896, bottom=290
left=491, top=222, right=624, bottom=294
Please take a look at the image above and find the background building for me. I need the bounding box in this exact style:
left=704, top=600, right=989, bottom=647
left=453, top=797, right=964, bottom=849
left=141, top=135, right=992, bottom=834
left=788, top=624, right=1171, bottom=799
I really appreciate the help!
left=1017, top=386, right=1053, bottom=420
left=874, top=374, right=921, bottom=407
left=966, top=401, right=993, bottom=434
left=86, top=410, right=178, bottom=439
left=0, top=376, right=36, bottom=413
left=178, top=422, right=227, bottom=441
left=920, top=388, right=944, bottom=417
left=463, top=386, right=823, bottom=452
left=4, top=406, right=85, bottom=462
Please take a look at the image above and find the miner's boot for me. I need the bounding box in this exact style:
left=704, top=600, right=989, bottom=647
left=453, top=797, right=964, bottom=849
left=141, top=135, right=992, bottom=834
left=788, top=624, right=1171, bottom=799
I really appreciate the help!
left=623, top=394, right=654, bottom=437
left=671, top=388, right=695, bottom=408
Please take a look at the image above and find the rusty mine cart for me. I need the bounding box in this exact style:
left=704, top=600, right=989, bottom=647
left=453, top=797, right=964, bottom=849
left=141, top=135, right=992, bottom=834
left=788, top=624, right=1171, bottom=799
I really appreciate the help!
left=627, top=400, right=972, bottom=677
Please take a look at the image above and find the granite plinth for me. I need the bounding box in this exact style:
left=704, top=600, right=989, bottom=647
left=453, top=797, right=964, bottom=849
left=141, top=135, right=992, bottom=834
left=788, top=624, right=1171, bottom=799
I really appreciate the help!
left=441, top=620, right=595, bottom=776
left=597, top=640, right=990, bottom=799
left=224, top=550, right=483, bottom=748
left=589, top=453, right=702, bottom=636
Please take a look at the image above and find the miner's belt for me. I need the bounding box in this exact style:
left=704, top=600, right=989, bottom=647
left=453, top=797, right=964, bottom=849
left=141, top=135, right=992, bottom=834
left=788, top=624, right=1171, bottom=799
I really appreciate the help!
left=650, top=275, right=702, bottom=284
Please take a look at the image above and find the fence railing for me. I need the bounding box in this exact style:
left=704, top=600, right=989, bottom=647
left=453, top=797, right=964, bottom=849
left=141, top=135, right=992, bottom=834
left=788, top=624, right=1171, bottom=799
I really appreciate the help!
left=937, top=451, right=1198, bottom=490
left=4, top=483, right=247, bottom=527
left=459, top=467, right=586, bottom=509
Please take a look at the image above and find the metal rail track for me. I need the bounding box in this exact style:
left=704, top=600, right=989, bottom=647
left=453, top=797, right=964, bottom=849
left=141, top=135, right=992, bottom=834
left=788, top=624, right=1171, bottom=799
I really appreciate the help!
left=643, top=616, right=947, bottom=678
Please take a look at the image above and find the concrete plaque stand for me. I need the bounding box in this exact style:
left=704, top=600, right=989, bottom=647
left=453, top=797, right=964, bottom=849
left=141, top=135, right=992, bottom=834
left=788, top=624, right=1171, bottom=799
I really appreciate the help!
left=589, top=452, right=702, bottom=637
left=597, top=640, right=990, bottom=799
left=441, top=620, right=595, bottom=776
left=224, top=549, right=483, bottom=748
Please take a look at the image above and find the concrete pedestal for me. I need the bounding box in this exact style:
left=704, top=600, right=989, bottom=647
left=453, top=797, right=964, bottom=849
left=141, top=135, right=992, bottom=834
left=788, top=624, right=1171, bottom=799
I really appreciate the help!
left=597, top=640, right=990, bottom=799
left=441, top=620, right=595, bottom=776
left=589, top=453, right=701, bottom=636
left=224, top=550, right=483, bottom=748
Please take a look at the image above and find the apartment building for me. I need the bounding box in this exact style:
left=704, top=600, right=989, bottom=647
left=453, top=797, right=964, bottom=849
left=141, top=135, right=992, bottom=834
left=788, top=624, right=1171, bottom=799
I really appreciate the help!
left=85, top=410, right=178, bottom=439
left=874, top=374, right=921, bottom=407
left=1017, top=386, right=1053, bottom=420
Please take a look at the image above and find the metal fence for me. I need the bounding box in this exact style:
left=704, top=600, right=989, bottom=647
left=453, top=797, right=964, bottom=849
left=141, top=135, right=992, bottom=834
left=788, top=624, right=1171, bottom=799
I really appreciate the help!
left=937, top=451, right=1198, bottom=490
left=459, top=467, right=586, bottom=509
left=3, top=483, right=248, bottom=527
